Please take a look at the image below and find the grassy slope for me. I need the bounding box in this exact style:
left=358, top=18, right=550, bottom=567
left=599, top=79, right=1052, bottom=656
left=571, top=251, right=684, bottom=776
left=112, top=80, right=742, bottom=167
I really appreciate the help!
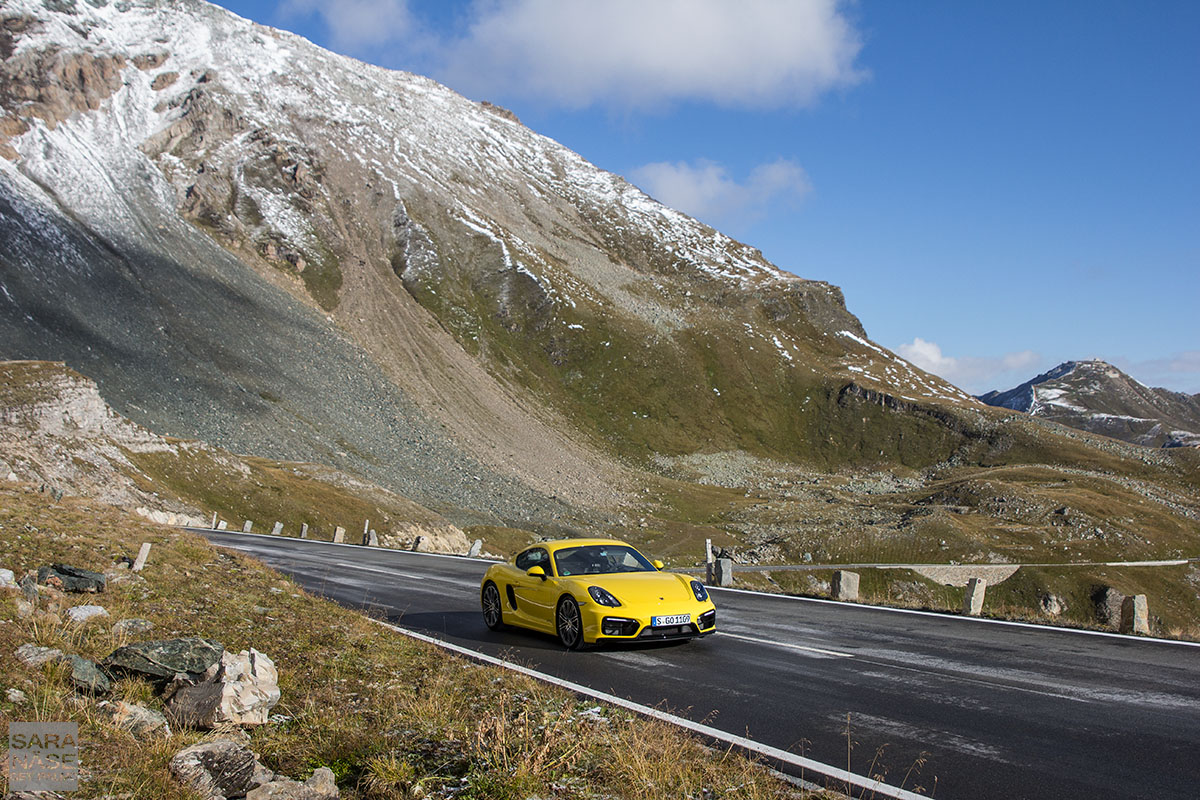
left=0, top=483, right=834, bottom=800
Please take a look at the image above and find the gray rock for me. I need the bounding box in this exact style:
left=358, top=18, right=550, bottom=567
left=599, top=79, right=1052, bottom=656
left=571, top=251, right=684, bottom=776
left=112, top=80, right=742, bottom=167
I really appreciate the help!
left=18, top=573, right=38, bottom=601
left=102, top=700, right=171, bottom=739
left=67, top=604, right=110, bottom=624
left=15, top=599, right=35, bottom=619
left=67, top=654, right=111, bottom=694
left=37, top=564, right=106, bottom=593
left=169, top=739, right=258, bottom=800
left=0, top=567, right=16, bottom=588
left=112, top=617, right=155, bottom=636
left=1040, top=594, right=1064, bottom=617
left=246, top=767, right=339, bottom=800
left=167, top=649, right=280, bottom=729
left=14, top=643, right=64, bottom=667
left=7, top=687, right=28, bottom=703
left=104, top=637, right=224, bottom=682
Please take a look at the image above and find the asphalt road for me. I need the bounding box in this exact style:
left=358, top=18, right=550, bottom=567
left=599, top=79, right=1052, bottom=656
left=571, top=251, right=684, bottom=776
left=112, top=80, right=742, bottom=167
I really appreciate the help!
left=200, top=531, right=1200, bottom=799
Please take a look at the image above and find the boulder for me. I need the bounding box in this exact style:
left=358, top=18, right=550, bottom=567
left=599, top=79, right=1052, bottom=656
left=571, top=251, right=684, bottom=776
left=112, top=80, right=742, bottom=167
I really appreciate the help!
left=104, top=637, right=224, bottom=683
left=246, top=768, right=339, bottom=800
left=0, top=567, right=16, bottom=589
left=14, top=643, right=64, bottom=667
left=169, top=739, right=259, bottom=800
left=37, top=564, right=106, bottom=593
left=112, top=617, right=155, bottom=636
left=168, top=648, right=280, bottom=728
left=1040, top=594, right=1064, bottom=617
left=66, top=655, right=111, bottom=694
left=67, top=604, right=110, bottom=624
left=101, top=700, right=171, bottom=739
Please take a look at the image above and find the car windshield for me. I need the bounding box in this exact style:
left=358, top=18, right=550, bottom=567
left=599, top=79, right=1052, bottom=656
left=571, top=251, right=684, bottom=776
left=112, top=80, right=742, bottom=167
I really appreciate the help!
left=554, top=544, right=655, bottom=576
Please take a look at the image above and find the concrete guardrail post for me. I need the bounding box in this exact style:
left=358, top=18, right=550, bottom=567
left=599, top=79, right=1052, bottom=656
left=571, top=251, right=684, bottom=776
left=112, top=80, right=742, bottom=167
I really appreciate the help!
left=467, top=539, right=482, bottom=557
left=832, top=570, right=860, bottom=602
left=217, top=520, right=227, bottom=530
left=963, top=577, right=987, bottom=616
left=367, top=529, right=378, bottom=546
left=242, top=520, right=252, bottom=533
left=300, top=523, right=309, bottom=539
left=271, top=522, right=283, bottom=536
left=1120, top=594, right=1149, bottom=634
left=362, top=519, right=371, bottom=545
left=333, top=526, right=345, bottom=543
left=210, top=512, right=218, bottom=529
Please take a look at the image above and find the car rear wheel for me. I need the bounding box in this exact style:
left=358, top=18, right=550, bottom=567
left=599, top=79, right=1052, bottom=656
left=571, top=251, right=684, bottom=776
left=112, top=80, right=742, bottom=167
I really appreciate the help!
left=482, top=582, right=504, bottom=630
left=556, top=596, right=584, bottom=650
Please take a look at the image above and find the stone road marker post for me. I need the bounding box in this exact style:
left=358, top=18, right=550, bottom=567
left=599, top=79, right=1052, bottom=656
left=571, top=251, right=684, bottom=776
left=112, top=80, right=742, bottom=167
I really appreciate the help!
left=467, top=539, right=482, bottom=557
left=832, top=570, right=859, bottom=602
left=271, top=522, right=283, bottom=536
left=963, top=577, right=987, bottom=616
left=714, top=557, right=733, bottom=587
left=367, top=529, right=378, bottom=546
left=300, top=524, right=308, bottom=539
left=132, top=543, right=152, bottom=573
left=210, top=512, right=218, bottom=529
left=333, top=526, right=345, bottom=543
left=1120, top=594, right=1149, bottom=634
left=242, top=520, right=252, bottom=533
left=362, top=519, right=370, bottom=545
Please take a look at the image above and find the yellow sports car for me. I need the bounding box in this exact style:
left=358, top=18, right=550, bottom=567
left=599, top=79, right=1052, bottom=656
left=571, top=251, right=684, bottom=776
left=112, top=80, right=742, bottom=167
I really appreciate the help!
left=480, top=538, right=716, bottom=649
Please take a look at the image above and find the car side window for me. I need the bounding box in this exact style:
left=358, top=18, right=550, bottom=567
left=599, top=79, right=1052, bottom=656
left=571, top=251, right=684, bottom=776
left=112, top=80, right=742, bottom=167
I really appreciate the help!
left=515, top=547, right=549, bottom=573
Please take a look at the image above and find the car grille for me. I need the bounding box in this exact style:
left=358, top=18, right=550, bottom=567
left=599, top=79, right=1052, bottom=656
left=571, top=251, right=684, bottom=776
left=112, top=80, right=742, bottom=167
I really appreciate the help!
left=698, top=610, right=716, bottom=630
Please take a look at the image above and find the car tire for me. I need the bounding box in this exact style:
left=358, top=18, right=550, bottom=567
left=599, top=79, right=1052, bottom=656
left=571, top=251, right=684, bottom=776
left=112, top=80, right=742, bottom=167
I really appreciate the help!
left=482, top=582, right=505, bottom=631
left=556, top=596, right=584, bottom=650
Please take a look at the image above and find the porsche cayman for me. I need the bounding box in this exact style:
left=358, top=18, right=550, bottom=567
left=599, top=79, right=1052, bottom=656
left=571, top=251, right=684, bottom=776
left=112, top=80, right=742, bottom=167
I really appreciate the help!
left=480, top=538, right=716, bottom=649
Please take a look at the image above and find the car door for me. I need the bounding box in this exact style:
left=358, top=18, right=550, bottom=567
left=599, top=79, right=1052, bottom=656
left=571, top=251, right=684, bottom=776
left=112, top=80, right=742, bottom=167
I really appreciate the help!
left=510, top=547, right=559, bottom=633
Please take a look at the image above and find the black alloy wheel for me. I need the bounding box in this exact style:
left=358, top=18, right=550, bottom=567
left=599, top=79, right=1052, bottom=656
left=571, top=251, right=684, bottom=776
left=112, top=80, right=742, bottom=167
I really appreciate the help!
left=556, top=596, right=584, bottom=650
left=482, top=582, right=504, bottom=630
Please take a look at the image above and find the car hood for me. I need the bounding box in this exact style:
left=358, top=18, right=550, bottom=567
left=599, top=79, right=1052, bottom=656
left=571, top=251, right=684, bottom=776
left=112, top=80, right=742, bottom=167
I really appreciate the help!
left=581, top=571, right=699, bottom=606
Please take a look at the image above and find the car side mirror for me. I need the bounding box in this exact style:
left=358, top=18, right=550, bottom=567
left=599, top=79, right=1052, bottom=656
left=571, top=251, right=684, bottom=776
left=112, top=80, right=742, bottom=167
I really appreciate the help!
left=652, top=560, right=664, bottom=570
left=526, top=566, right=547, bottom=580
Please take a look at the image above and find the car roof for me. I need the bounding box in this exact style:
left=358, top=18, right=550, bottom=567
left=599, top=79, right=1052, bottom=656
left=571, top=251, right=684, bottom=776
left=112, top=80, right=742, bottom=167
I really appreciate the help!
left=524, top=538, right=632, bottom=553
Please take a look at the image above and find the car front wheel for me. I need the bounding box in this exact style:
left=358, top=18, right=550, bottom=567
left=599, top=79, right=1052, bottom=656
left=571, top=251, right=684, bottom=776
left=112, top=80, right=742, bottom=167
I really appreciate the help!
left=482, top=582, right=504, bottom=630
left=556, top=596, right=584, bottom=650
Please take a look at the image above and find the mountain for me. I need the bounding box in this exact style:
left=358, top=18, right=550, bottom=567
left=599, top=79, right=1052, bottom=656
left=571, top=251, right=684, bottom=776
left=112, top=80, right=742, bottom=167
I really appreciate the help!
left=979, top=361, right=1200, bottom=449
left=0, top=0, right=981, bottom=520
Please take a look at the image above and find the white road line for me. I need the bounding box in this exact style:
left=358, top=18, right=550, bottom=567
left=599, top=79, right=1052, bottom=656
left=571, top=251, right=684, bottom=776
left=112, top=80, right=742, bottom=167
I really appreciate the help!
left=370, top=619, right=930, bottom=800
left=720, top=631, right=854, bottom=658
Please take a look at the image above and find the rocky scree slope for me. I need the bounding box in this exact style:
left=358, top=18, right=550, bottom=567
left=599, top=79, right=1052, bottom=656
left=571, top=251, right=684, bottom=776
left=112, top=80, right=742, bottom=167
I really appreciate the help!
left=0, top=359, right=471, bottom=550
left=980, top=360, right=1200, bottom=449
left=1, top=0, right=1192, bottom=539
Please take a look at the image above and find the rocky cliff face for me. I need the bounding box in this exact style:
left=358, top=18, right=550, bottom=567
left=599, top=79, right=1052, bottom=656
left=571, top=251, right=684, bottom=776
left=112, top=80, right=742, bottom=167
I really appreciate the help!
left=979, top=361, right=1200, bottom=448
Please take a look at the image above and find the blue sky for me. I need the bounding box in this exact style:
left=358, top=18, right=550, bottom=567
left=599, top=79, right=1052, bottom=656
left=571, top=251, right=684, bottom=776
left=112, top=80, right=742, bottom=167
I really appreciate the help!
left=212, top=0, right=1199, bottom=394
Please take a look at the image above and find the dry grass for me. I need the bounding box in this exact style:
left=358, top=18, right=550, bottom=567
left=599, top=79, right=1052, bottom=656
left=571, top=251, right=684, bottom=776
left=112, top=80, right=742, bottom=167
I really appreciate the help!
left=0, top=482, right=834, bottom=799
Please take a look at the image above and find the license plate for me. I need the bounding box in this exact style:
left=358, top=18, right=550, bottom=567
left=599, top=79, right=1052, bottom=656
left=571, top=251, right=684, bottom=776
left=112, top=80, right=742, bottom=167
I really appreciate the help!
left=651, top=614, right=691, bottom=626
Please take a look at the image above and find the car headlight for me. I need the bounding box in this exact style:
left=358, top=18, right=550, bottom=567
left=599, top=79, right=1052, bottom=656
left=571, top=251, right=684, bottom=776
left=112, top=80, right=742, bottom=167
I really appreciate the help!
left=690, top=580, right=709, bottom=601
left=587, top=586, right=622, bottom=607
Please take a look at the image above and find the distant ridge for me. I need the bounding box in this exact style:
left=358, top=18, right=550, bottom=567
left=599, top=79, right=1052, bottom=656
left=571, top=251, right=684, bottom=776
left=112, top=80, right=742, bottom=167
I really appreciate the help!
left=978, top=360, right=1200, bottom=448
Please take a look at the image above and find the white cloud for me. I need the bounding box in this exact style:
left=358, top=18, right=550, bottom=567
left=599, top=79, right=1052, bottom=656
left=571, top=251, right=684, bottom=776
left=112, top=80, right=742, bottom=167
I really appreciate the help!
left=631, top=158, right=810, bottom=230
left=436, top=0, right=864, bottom=109
left=279, top=0, right=416, bottom=51
left=896, top=338, right=1042, bottom=395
